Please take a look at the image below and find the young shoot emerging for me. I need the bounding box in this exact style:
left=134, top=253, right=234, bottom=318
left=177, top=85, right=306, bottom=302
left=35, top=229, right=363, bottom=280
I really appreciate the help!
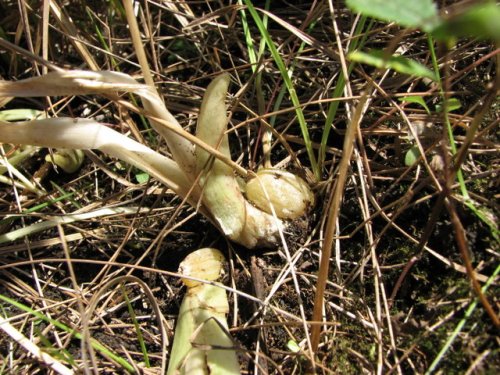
left=167, top=248, right=240, bottom=375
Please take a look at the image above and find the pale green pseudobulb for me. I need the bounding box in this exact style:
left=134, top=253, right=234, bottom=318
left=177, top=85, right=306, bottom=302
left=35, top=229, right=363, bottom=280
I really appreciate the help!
left=45, top=149, right=85, bottom=173
left=194, top=74, right=281, bottom=248
left=167, top=248, right=240, bottom=375
left=0, top=109, right=40, bottom=176
left=246, top=168, right=315, bottom=219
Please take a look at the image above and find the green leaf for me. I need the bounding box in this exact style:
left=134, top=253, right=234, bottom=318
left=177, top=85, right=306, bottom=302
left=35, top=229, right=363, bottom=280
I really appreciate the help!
left=431, top=3, right=500, bottom=42
left=0, top=108, right=43, bottom=121
left=436, top=98, right=461, bottom=113
left=287, top=340, right=301, bottom=353
left=346, top=0, right=440, bottom=32
left=135, top=172, right=150, bottom=184
left=405, top=145, right=421, bottom=166
left=399, top=96, right=431, bottom=114
left=349, top=50, right=438, bottom=81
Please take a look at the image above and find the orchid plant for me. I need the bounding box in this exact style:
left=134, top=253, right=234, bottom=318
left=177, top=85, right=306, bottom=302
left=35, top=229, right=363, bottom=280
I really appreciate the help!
left=0, top=68, right=314, bottom=249
left=0, top=0, right=314, bottom=250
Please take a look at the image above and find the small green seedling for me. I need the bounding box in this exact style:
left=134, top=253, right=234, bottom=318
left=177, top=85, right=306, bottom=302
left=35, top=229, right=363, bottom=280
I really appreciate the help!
left=399, top=96, right=431, bottom=115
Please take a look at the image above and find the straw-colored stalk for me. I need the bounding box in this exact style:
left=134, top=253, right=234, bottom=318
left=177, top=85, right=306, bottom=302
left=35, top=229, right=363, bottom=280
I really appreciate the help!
left=0, top=108, right=84, bottom=184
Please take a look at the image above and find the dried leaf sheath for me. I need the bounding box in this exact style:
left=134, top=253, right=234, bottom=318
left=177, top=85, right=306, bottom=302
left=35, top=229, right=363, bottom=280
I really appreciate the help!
left=0, top=118, right=191, bottom=196
left=0, top=70, right=196, bottom=177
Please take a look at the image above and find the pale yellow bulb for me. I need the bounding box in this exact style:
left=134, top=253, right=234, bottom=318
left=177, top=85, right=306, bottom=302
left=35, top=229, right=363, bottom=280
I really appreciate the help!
left=179, top=248, right=225, bottom=288
left=246, top=169, right=314, bottom=219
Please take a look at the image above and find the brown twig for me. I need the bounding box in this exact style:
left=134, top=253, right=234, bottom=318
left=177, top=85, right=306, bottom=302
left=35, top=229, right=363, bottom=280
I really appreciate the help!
left=310, top=90, right=368, bottom=352
left=445, top=198, right=500, bottom=327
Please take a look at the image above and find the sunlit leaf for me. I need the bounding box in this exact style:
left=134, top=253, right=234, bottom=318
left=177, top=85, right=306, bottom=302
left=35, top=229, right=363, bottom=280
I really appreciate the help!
left=135, top=172, right=150, bottom=184
left=346, top=0, right=440, bottom=32
left=287, top=340, right=301, bottom=353
left=349, top=50, right=438, bottom=81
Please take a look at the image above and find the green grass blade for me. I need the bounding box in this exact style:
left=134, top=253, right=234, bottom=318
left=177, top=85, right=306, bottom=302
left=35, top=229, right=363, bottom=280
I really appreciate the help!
left=239, top=0, right=271, bottom=165
left=0, top=293, right=135, bottom=373
left=427, top=35, right=497, bottom=240
left=0, top=189, right=77, bottom=228
left=319, top=74, right=346, bottom=171
left=85, top=7, right=120, bottom=70
left=50, top=181, right=83, bottom=210
left=121, top=285, right=150, bottom=368
left=349, top=50, right=438, bottom=81
left=269, top=18, right=319, bottom=129
left=238, top=1, right=258, bottom=73
left=425, top=264, right=500, bottom=374
left=318, top=16, right=371, bottom=172
left=35, top=325, right=77, bottom=366
left=243, top=0, right=319, bottom=179
left=427, top=36, right=463, bottom=191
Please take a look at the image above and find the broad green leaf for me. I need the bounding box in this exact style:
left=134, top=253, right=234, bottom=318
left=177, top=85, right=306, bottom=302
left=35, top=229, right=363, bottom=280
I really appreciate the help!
left=432, top=3, right=500, bottom=42
left=346, top=0, right=440, bottom=32
left=349, top=50, right=438, bottom=81
left=399, top=96, right=431, bottom=114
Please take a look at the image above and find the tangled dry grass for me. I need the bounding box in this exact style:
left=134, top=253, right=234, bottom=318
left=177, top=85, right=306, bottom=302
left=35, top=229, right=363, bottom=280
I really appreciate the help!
left=0, top=1, right=498, bottom=374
